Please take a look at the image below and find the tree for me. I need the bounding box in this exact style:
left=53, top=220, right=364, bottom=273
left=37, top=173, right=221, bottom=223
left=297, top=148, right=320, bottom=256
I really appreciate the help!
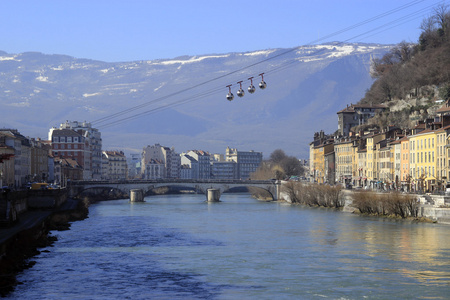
left=280, top=156, right=304, bottom=177
left=269, top=149, right=287, bottom=164
left=269, top=149, right=304, bottom=179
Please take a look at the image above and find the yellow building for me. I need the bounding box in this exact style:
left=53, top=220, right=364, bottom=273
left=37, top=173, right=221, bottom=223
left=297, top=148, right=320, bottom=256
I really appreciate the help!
left=334, top=137, right=354, bottom=185
left=399, top=137, right=410, bottom=190
left=313, top=143, right=334, bottom=184
left=366, top=132, right=385, bottom=185
left=409, top=129, right=437, bottom=192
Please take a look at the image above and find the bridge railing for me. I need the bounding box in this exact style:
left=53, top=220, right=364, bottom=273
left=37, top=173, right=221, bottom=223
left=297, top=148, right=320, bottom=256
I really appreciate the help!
left=69, top=179, right=278, bottom=185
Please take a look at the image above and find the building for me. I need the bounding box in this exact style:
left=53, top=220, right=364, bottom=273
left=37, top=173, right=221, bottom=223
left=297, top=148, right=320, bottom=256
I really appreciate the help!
left=102, top=151, right=128, bottom=181
left=225, top=147, right=262, bottom=179
left=144, top=159, right=165, bottom=179
left=50, top=121, right=102, bottom=180
left=400, top=137, right=410, bottom=190
left=180, top=154, right=198, bottom=179
left=142, top=144, right=180, bottom=179
left=0, top=129, right=31, bottom=188
left=0, top=144, right=15, bottom=188
left=334, top=137, right=354, bottom=185
left=181, top=150, right=211, bottom=179
left=48, top=128, right=90, bottom=179
left=127, top=153, right=142, bottom=179
left=337, top=103, right=386, bottom=136
left=211, top=160, right=237, bottom=180
left=54, top=157, right=83, bottom=184
left=30, top=138, right=50, bottom=182
left=312, top=142, right=334, bottom=184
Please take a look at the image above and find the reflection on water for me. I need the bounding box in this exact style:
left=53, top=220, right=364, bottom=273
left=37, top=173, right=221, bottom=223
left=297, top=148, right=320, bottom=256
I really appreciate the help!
left=7, top=194, right=450, bottom=299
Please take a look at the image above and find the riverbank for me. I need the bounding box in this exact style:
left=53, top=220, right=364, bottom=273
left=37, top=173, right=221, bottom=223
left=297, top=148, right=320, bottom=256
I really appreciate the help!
left=338, top=189, right=450, bottom=224
left=0, top=196, right=89, bottom=296
left=278, top=185, right=450, bottom=224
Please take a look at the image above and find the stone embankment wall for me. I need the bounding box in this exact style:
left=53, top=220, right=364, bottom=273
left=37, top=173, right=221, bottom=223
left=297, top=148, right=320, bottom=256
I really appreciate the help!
left=0, top=195, right=88, bottom=296
left=281, top=187, right=450, bottom=224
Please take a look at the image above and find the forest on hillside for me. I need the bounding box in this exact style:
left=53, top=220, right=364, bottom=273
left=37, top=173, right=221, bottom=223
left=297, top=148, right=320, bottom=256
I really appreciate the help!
left=357, top=4, right=450, bottom=129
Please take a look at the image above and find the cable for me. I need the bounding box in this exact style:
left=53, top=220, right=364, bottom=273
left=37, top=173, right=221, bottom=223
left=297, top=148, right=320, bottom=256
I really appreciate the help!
left=95, top=0, right=444, bottom=129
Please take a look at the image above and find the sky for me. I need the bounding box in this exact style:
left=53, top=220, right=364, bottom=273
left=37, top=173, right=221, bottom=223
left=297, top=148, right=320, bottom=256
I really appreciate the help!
left=0, top=0, right=444, bottom=62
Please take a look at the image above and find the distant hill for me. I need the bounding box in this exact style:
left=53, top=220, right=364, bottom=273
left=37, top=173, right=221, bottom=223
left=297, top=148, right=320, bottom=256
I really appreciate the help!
left=357, top=7, right=450, bottom=130
left=0, top=43, right=391, bottom=157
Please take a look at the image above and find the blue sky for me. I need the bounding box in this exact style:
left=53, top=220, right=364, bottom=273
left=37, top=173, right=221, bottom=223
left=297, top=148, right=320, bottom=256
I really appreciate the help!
left=0, top=0, right=444, bottom=62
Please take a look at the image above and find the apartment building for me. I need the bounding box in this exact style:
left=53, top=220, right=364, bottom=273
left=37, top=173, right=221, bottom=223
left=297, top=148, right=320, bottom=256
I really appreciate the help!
left=225, top=147, right=262, bottom=180
left=102, top=151, right=127, bottom=181
left=142, top=144, right=180, bottom=179
left=337, top=103, right=386, bottom=136
left=53, top=121, right=102, bottom=180
left=334, top=137, right=354, bottom=185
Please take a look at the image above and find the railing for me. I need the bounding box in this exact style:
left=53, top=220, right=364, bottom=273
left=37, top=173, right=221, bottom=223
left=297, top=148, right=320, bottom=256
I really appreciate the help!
left=69, top=179, right=277, bottom=185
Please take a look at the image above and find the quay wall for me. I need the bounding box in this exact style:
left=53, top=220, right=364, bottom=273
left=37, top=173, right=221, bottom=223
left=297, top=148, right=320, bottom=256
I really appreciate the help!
left=281, top=187, right=450, bottom=224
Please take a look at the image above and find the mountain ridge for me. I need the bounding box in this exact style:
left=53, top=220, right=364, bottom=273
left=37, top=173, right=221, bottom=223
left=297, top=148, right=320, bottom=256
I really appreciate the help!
left=0, top=43, right=392, bottom=157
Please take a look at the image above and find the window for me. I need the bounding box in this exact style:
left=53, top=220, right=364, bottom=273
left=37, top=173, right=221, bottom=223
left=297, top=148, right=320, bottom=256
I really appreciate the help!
left=53, top=136, right=59, bottom=142
left=67, top=137, right=72, bottom=143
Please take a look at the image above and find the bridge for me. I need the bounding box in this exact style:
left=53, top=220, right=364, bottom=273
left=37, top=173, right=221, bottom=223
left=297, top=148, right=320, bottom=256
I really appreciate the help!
left=68, top=179, right=281, bottom=202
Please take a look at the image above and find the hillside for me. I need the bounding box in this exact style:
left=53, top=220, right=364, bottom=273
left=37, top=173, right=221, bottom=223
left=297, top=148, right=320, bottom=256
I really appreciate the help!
left=357, top=6, right=450, bottom=130
left=0, top=43, right=391, bottom=157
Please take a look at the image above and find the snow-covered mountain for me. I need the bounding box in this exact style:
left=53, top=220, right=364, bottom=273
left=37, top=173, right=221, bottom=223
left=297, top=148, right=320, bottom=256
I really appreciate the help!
left=0, top=43, right=391, bottom=157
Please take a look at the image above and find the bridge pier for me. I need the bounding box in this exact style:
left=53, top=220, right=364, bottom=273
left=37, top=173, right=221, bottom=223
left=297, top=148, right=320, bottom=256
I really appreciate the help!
left=130, top=189, right=144, bottom=202
left=207, top=189, right=221, bottom=202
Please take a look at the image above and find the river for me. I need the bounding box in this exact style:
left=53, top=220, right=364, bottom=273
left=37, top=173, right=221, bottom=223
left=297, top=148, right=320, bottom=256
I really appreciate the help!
left=6, top=194, right=450, bottom=299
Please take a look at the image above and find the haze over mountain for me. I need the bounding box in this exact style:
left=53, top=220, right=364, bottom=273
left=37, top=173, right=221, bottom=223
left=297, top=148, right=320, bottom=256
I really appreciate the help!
left=0, top=43, right=391, bottom=158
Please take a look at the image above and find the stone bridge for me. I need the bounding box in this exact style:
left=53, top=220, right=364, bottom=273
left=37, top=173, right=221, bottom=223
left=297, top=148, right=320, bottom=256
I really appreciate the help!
left=68, top=179, right=281, bottom=202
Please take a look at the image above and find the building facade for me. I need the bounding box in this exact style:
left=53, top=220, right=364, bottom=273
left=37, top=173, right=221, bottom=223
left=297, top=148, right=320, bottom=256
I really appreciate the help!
left=225, top=147, right=262, bottom=179
left=102, top=151, right=128, bottom=181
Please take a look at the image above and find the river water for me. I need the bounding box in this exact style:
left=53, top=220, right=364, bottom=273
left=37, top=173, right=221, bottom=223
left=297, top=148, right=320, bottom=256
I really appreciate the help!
left=7, top=194, right=450, bottom=299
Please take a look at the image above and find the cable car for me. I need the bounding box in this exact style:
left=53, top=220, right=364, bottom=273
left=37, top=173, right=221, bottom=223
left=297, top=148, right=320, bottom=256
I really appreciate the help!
left=237, top=81, right=245, bottom=97
left=226, top=85, right=234, bottom=101
left=259, top=73, right=266, bottom=89
left=248, top=77, right=256, bottom=94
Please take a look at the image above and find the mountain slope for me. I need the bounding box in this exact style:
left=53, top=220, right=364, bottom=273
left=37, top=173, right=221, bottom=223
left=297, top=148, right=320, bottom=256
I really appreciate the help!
left=0, top=43, right=391, bottom=157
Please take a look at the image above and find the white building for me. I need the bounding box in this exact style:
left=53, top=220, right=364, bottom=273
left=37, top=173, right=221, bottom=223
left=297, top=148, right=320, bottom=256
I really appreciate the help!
left=102, top=151, right=128, bottom=181
left=180, top=150, right=210, bottom=179
left=144, top=159, right=165, bottom=179
left=142, top=144, right=180, bottom=179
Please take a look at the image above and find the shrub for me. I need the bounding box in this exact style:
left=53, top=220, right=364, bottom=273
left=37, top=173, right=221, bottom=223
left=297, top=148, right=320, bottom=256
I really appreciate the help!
left=351, top=191, right=418, bottom=218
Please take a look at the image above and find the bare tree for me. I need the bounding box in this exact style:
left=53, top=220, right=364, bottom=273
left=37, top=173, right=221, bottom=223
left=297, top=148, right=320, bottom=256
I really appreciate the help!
left=270, top=149, right=287, bottom=164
